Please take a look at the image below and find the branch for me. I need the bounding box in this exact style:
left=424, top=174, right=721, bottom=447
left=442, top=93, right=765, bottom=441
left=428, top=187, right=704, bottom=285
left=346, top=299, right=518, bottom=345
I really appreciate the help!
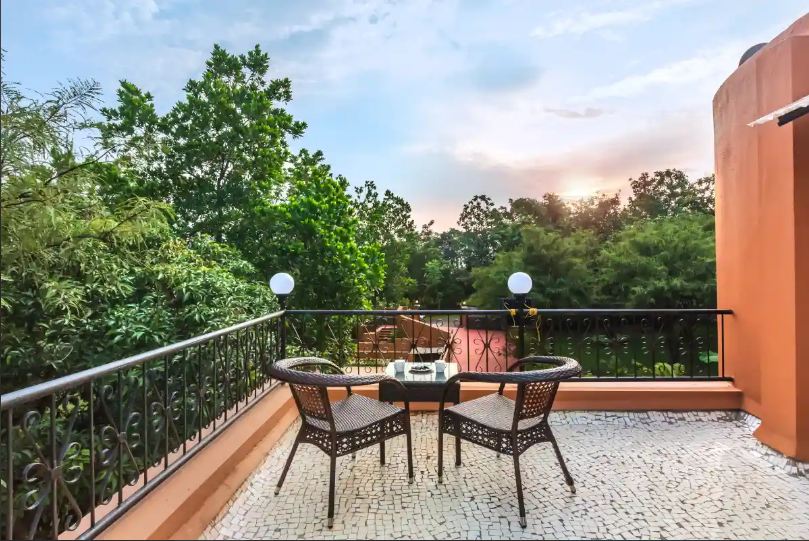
left=42, top=147, right=115, bottom=186
left=45, top=205, right=153, bottom=249
left=1, top=197, right=48, bottom=209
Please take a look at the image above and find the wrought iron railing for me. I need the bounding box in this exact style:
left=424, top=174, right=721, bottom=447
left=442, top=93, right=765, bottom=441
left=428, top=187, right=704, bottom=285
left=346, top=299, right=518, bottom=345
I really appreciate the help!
left=285, top=309, right=732, bottom=380
left=0, top=311, right=282, bottom=540
left=1, top=306, right=732, bottom=539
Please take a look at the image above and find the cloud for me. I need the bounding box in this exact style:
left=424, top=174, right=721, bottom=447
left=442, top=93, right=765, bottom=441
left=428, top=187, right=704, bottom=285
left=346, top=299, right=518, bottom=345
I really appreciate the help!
left=581, top=44, right=742, bottom=100
left=544, top=107, right=606, bottom=119
left=532, top=0, right=693, bottom=39
left=14, top=0, right=802, bottom=233
left=45, top=0, right=166, bottom=42
left=404, top=108, right=714, bottom=229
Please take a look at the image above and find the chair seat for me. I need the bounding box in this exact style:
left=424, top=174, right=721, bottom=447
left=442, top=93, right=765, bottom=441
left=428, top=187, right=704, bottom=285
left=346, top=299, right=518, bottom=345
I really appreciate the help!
left=307, top=393, right=404, bottom=432
left=445, top=393, right=543, bottom=432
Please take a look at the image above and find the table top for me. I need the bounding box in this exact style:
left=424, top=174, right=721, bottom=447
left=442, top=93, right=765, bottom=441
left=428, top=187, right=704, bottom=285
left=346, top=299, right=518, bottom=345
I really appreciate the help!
left=383, top=361, right=460, bottom=386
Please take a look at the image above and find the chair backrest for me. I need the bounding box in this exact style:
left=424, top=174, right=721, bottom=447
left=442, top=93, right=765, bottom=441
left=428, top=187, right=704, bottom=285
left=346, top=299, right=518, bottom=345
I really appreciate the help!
left=268, top=357, right=390, bottom=430
left=515, top=380, right=560, bottom=422
left=289, top=383, right=332, bottom=422
left=501, top=356, right=581, bottom=426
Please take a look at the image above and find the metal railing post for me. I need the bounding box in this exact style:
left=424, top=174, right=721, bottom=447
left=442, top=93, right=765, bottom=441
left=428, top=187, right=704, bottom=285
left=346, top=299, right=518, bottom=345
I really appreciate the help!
left=516, top=294, right=526, bottom=359
left=278, top=296, right=288, bottom=360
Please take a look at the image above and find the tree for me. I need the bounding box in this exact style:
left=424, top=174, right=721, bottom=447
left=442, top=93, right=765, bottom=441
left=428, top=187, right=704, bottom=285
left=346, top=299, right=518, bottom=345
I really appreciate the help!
left=457, top=194, right=516, bottom=268
left=1, top=76, right=274, bottom=391
left=508, top=193, right=571, bottom=230
left=467, top=226, right=597, bottom=308
left=353, top=180, right=417, bottom=305
left=625, top=169, right=715, bottom=219
left=100, top=44, right=306, bottom=244
left=596, top=214, right=716, bottom=308
left=569, top=193, right=624, bottom=238
left=243, top=150, right=383, bottom=309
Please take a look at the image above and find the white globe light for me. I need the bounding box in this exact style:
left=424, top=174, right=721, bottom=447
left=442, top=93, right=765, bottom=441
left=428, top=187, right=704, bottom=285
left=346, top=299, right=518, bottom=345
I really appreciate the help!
left=269, top=272, right=295, bottom=295
left=507, top=272, right=532, bottom=295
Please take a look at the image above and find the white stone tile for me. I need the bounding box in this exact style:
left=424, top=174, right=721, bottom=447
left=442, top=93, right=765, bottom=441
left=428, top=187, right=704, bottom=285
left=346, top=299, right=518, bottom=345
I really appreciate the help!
left=201, top=411, right=809, bottom=540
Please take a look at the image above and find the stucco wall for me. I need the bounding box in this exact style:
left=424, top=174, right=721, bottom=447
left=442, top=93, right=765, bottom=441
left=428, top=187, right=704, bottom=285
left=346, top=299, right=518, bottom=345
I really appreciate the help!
left=713, top=13, right=809, bottom=460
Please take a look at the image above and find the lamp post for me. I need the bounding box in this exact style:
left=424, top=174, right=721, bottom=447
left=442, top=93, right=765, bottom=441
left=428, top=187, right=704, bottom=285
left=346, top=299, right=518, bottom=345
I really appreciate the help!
left=507, top=272, right=533, bottom=358
left=270, top=272, right=295, bottom=359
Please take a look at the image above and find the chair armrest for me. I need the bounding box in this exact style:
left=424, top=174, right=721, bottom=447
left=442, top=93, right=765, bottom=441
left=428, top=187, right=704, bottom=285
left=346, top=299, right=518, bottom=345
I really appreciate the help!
left=506, top=356, right=580, bottom=373
left=272, top=357, right=345, bottom=375
left=498, top=356, right=582, bottom=393
left=269, top=357, right=410, bottom=410
left=439, top=357, right=582, bottom=409
left=438, top=372, right=512, bottom=412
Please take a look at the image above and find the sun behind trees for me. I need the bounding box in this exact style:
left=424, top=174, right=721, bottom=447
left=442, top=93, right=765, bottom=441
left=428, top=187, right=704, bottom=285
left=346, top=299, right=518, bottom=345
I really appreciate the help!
left=409, top=170, right=716, bottom=309
left=1, top=44, right=716, bottom=390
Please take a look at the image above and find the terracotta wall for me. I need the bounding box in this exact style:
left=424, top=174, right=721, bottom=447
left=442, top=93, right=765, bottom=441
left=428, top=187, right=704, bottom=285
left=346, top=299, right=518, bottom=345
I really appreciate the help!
left=713, top=14, right=809, bottom=460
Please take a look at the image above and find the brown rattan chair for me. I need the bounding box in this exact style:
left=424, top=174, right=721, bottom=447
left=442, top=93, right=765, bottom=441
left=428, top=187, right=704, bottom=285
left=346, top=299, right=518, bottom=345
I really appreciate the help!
left=268, top=357, right=414, bottom=528
left=437, top=355, right=582, bottom=528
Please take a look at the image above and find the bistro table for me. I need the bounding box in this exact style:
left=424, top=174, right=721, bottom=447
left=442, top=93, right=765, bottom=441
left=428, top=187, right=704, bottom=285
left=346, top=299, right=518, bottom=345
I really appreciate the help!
left=379, top=361, right=461, bottom=404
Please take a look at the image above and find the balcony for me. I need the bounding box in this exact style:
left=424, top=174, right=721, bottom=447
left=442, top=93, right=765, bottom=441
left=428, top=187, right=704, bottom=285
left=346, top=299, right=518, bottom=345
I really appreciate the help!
left=200, top=412, right=809, bottom=540
left=2, top=307, right=807, bottom=540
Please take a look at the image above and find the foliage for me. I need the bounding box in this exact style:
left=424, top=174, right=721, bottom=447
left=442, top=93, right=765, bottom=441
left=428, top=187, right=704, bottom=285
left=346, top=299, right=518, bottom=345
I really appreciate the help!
left=99, top=44, right=306, bottom=244
left=625, top=169, right=715, bottom=219
left=405, top=226, right=471, bottom=308
left=468, top=227, right=597, bottom=308
left=569, top=193, right=624, bottom=238
left=457, top=194, right=517, bottom=269
left=99, top=44, right=382, bottom=310
left=595, top=214, right=716, bottom=308
left=1, top=74, right=274, bottom=393
left=243, top=150, right=383, bottom=309
left=411, top=173, right=716, bottom=309
left=509, top=193, right=571, bottom=230
left=353, top=180, right=417, bottom=305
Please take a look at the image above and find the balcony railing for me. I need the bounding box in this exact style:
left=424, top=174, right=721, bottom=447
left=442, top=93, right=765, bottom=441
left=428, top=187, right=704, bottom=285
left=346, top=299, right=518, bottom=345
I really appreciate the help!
left=286, top=309, right=731, bottom=380
left=1, top=311, right=283, bottom=540
left=0, top=307, right=731, bottom=540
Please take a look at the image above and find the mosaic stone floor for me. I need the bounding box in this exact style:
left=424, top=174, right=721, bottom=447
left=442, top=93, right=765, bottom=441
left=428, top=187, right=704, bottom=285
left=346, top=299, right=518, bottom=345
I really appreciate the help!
left=201, top=411, right=809, bottom=540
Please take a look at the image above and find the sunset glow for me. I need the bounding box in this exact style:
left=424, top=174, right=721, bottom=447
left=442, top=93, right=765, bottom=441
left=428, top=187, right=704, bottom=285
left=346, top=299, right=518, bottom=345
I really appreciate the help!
left=3, top=1, right=807, bottom=229
left=559, top=180, right=602, bottom=200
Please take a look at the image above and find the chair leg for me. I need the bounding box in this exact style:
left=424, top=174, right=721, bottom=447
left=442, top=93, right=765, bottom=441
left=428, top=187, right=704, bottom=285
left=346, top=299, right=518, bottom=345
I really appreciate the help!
left=405, top=414, right=414, bottom=483
left=380, top=425, right=386, bottom=465
left=513, top=452, right=527, bottom=528
left=549, top=432, right=575, bottom=493
left=437, top=414, right=444, bottom=483
left=275, top=428, right=302, bottom=495
left=327, top=450, right=337, bottom=529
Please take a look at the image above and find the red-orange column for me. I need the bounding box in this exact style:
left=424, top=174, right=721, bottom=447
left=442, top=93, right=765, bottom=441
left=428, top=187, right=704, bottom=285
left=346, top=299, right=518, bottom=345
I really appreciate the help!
left=713, top=14, right=809, bottom=460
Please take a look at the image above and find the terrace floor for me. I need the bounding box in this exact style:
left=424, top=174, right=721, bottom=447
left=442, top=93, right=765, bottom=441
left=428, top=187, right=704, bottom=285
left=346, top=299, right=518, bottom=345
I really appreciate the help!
left=202, top=411, right=809, bottom=540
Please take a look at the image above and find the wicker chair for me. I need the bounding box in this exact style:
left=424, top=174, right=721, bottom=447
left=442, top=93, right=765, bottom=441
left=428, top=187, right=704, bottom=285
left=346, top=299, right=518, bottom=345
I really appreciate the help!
left=268, top=357, right=414, bottom=528
left=437, top=356, right=582, bottom=528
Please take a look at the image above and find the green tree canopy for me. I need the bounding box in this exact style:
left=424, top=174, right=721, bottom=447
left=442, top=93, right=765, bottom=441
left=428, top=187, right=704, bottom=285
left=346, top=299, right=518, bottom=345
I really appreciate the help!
left=596, top=214, right=716, bottom=308
left=353, top=180, right=417, bottom=305
left=1, top=72, right=275, bottom=392
left=569, top=193, right=624, bottom=238
left=508, top=193, right=571, bottom=230
left=100, top=44, right=306, bottom=244
left=625, top=169, right=715, bottom=219
left=468, top=226, right=597, bottom=308
left=243, top=150, right=383, bottom=309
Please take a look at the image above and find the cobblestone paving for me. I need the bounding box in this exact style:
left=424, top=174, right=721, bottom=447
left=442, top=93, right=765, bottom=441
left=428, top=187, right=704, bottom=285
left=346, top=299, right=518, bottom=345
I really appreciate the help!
left=202, top=411, right=809, bottom=539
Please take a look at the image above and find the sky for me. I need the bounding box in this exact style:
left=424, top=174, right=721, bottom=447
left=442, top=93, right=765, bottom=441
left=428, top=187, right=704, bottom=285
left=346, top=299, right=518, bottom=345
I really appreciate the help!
left=3, top=1, right=807, bottom=229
